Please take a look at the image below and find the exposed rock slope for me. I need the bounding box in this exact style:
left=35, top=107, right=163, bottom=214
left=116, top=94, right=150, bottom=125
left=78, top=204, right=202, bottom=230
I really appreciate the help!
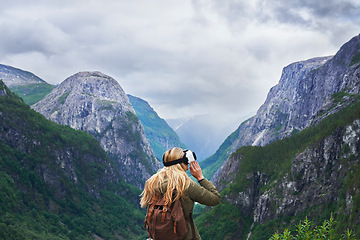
left=196, top=33, right=360, bottom=240
left=205, top=34, right=360, bottom=179
left=197, top=100, right=360, bottom=240
left=0, top=64, right=55, bottom=105
left=32, top=71, right=161, bottom=188
left=0, top=64, right=45, bottom=87
left=235, top=34, right=360, bottom=149
left=254, top=118, right=360, bottom=225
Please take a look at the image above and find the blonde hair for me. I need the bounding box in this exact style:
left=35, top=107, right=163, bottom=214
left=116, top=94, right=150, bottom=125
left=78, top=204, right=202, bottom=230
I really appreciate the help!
left=140, top=147, right=191, bottom=208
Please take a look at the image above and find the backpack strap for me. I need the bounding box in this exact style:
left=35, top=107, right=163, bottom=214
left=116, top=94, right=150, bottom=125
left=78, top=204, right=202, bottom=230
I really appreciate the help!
left=143, top=192, right=161, bottom=238
left=161, top=204, right=168, bottom=223
left=149, top=193, right=161, bottom=220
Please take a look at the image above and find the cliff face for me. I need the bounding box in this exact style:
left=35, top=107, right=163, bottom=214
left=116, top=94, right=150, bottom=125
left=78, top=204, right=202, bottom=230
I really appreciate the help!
left=236, top=56, right=332, bottom=148
left=206, top=34, right=360, bottom=180
left=201, top=100, right=360, bottom=240
left=253, top=119, right=360, bottom=224
left=32, top=71, right=161, bottom=188
left=233, top=34, right=360, bottom=149
left=196, top=34, right=360, bottom=240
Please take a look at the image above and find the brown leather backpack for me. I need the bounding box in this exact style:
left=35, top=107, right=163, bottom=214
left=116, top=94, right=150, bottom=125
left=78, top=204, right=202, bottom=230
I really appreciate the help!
left=144, top=192, right=188, bottom=239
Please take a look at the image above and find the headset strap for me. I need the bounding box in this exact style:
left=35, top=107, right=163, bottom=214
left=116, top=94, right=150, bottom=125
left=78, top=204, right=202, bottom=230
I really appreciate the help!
left=163, top=157, right=187, bottom=166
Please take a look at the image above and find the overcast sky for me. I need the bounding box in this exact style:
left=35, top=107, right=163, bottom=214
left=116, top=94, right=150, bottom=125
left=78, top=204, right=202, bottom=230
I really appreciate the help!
left=1, top=0, right=360, bottom=126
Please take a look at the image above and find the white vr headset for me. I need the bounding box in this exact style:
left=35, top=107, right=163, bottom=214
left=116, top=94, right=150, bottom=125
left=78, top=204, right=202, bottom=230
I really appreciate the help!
left=163, top=150, right=197, bottom=167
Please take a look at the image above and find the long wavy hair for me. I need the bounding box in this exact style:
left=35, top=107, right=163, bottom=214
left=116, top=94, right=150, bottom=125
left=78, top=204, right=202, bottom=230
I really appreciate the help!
left=140, top=147, right=191, bottom=208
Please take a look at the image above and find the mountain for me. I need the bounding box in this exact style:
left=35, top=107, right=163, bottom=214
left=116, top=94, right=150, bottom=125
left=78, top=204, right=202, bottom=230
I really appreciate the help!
left=203, top=34, right=360, bottom=179
left=167, top=113, right=247, bottom=161
left=127, top=94, right=186, bottom=160
left=0, top=80, right=146, bottom=239
left=32, top=71, right=161, bottom=188
left=0, top=64, right=55, bottom=105
left=196, top=99, right=360, bottom=239
left=194, top=34, right=360, bottom=239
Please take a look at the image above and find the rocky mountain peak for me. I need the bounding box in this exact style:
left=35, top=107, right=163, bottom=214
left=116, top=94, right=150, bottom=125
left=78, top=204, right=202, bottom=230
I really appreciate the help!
left=60, top=71, right=127, bottom=101
left=224, top=56, right=332, bottom=154
left=0, top=64, right=45, bottom=87
left=32, top=71, right=161, bottom=188
left=208, top=34, right=360, bottom=181
left=242, top=34, right=358, bottom=148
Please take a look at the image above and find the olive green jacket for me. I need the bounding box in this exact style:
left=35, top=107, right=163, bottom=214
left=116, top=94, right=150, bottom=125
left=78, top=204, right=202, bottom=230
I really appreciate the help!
left=160, top=178, right=221, bottom=240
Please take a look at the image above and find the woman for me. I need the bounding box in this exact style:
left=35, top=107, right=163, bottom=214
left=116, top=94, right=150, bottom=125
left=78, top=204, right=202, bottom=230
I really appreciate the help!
left=140, top=147, right=221, bottom=240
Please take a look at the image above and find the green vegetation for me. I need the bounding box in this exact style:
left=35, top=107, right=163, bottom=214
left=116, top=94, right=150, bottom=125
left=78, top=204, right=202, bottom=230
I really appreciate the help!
left=128, top=94, right=186, bottom=159
left=125, top=110, right=140, bottom=124
left=250, top=203, right=338, bottom=240
left=332, top=91, right=351, bottom=104
left=0, top=81, right=147, bottom=239
left=120, top=110, right=153, bottom=172
left=58, top=92, right=70, bottom=105
left=270, top=216, right=358, bottom=240
left=10, top=82, right=55, bottom=105
left=195, top=96, right=360, bottom=239
left=96, top=99, right=117, bottom=111
left=195, top=202, right=251, bottom=240
left=314, top=92, right=360, bottom=121
left=200, top=118, right=248, bottom=179
left=203, top=92, right=360, bottom=180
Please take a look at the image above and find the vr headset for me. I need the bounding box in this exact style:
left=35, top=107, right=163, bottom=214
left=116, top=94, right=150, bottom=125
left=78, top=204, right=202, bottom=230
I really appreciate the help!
left=163, top=150, right=197, bottom=167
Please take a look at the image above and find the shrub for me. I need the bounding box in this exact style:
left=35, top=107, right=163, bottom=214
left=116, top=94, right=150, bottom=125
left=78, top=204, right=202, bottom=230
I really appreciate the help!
left=269, top=216, right=358, bottom=240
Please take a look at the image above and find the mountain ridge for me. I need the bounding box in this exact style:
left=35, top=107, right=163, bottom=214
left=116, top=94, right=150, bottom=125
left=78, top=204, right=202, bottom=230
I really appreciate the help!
left=196, top=96, right=360, bottom=240
left=0, top=64, right=46, bottom=87
left=203, top=33, right=360, bottom=180
left=0, top=80, right=146, bottom=239
left=195, top=33, right=360, bottom=240
left=128, top=94, right=186, bottom=160
left=32, top=71, right=161, bottom=188
left=0, top=64, right=55, bottom=105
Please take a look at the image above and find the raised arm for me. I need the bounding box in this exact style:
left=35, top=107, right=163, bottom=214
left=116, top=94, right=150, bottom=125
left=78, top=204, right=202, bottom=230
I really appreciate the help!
left=187, top=162, right=221, bottom=206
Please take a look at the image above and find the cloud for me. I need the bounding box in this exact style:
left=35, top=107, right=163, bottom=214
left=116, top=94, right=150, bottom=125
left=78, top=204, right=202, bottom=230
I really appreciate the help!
left=0, top=0, right=359, bottom=128
left=0, top=19, right=69, bottom=56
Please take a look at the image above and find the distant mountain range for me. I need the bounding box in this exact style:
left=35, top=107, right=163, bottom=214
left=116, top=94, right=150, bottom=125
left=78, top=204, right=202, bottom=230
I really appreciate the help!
left=167, top=113, right=248, bottom=161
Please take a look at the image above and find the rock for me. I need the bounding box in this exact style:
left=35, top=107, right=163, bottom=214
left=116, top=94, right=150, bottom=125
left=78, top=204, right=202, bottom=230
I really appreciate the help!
left=0, top=64, right=46, bottom=87
left=212, top=34, right=360, bottom=182
left=32, top=71, right=161, bottom=188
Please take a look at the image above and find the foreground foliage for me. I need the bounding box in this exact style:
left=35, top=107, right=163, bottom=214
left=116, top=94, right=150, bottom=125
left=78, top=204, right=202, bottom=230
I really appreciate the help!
left=270, top=216, right=358, bottom=240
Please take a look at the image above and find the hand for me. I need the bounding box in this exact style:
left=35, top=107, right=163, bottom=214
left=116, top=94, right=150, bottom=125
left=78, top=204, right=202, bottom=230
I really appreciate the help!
left=189, top=161, right=204, bottom=181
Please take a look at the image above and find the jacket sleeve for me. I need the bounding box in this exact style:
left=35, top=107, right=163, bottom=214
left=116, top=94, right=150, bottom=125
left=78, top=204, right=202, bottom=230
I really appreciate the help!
left=187, top=178, right=221, bottom=206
